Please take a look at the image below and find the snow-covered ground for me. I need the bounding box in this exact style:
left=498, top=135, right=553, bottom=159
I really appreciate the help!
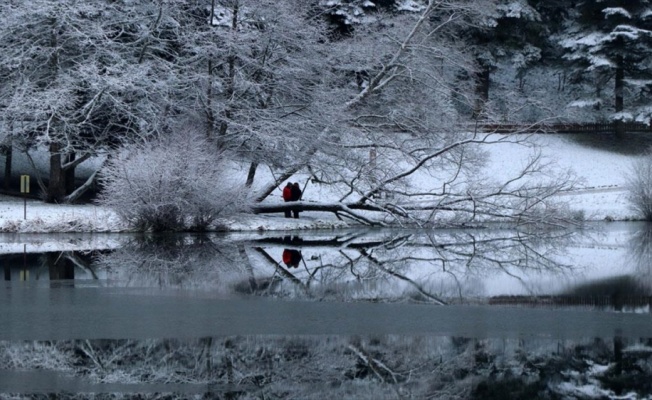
left=487, top=133, right=638, bottom=221
left=0, top=133, right=642, bottom=233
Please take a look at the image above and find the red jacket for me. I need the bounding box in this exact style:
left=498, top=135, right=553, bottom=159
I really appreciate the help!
left=283, top=186, right=293, bottom=201
left=282, top=249, right=292, bottom=265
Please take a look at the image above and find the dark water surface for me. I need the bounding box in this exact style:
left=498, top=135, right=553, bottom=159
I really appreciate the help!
left=0, top=370, right=217, bottom=395
left=1, top=225, right=652, bottom=399
left=1, top=286, right=650, bottom=340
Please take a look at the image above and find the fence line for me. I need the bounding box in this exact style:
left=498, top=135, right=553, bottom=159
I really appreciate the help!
left=475, top=122, right=652, bottom=134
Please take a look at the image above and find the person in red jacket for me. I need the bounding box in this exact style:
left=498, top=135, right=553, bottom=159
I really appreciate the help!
left=282, top=182, right=293, bottom=218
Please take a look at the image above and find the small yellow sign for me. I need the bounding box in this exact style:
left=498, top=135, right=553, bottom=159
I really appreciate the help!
left=20, top=175, right=30, bottom=193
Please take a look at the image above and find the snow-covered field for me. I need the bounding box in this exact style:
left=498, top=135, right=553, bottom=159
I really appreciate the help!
left=487, top=133, right=638, bottom=221
left=0, top=133, right=643, bottom=233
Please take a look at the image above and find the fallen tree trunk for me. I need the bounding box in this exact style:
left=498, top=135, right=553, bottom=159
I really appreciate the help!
left=251, top=201, right=384, bottom=226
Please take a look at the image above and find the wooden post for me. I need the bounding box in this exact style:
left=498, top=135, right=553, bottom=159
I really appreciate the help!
left=20, top=175, right=29, bottom=219
left=370, top=146, right=379, bottom=198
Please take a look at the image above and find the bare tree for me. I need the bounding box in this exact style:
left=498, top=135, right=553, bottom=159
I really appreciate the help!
left=244, top=0, right=578, bottom=227
left=0, top=0, right=178, bottom=203
left=0, top=0, right=577, bottom=227
left=174, top=0, right=334, bottom=186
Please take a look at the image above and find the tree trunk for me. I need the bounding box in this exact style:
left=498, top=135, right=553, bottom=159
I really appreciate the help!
left=245, top=162, right=258, bottom=187
left=251, top=201, right=384, bottom=225
left=206, top=59, right=215, bottom=139
left=473, top=65, right=490, bottom=120
left=65, top=152, right=76, bottom=195
left=614, top=56, right=624, bottom=138
left=47, top=142, right=66, bottom=203
left=613, top=334, right=623, bottom=377
left=3, top=144, right=11, bottom=191
left=217, top=3, right=238, bottom=147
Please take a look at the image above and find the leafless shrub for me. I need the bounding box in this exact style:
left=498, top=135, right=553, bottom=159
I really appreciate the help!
left=97, top=130, right=249, bottom=231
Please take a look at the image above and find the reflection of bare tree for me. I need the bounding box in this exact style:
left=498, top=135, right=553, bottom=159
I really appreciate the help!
left=629, top=223, right=652, bottom=281
left=96, top=234, right=252, bottom=290
left=3, top=335, right=651, bottom=399
left=357, top=247, right=448, bottom=305
left=1, top=250, right=103, bottom=282
left=254, top=247, right=306, bottom=290
left=62, top=251, right=99, bottom=279
left=94, top=229, right=578, bottom=303
left=246, top=228, right=577, bottom=304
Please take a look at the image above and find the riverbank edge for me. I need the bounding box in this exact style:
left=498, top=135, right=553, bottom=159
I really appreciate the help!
left=0, top=210, right=641, bottom=234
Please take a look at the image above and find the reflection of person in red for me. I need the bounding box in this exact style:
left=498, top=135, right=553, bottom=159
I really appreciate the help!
left=282, top=249, right=302, bottom=268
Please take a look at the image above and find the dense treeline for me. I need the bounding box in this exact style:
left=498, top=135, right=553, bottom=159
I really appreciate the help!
left=325, top=0, right=652, bottom=126
left=0, top=0, right=648, bottom=228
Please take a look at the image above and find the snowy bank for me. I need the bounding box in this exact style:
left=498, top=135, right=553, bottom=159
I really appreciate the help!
left=0, top=134, right=642, bottom=233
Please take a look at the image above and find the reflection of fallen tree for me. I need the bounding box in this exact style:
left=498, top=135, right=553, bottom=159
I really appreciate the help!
left=4, top=335, right=651, bottom=399
left=252, top=240, right=448, bottom=304
left=247, top=229, right=575, bottom=304
left=251, top=233, right=411, bottom=250
left=93, top=229, right=580, bottom=303
left=358, top=248, right=448, bottom=305
left=252, top=229, right=572, bottom=273
left=253, top=247, right=307, bottom=292
left=248, top=240, right=446, bottom=303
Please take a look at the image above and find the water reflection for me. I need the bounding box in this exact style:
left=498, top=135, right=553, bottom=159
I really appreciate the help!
left=85, top=227, right=652, bottom=310
left=281, top=235, right=304, bottom=270
left=1, top=251, right=99, bottom=284
left=2, top=226, right=652, bottom=397
left=4, top=226, right=652, bottom=308
left=629, top=223, right=652, bottom=276
left=1, top=335, right=651, bottom=398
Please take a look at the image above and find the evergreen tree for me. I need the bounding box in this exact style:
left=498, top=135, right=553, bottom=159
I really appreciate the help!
left=318, top=0, right=427, bottom=37
left=560, top=0, right=652, bottom=130
left=456, top=0, right=548, bottom=119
